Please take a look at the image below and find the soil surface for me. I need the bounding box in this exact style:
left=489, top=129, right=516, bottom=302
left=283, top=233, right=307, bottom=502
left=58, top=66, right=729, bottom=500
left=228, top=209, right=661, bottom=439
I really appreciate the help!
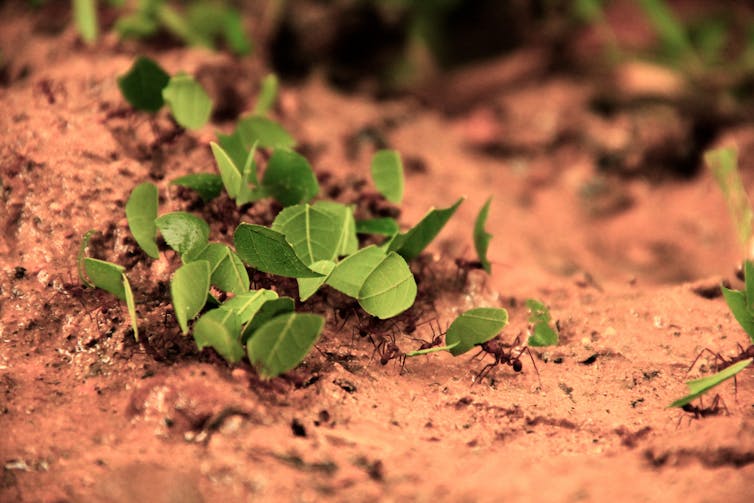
left=2, top=4, right=754, bottom=503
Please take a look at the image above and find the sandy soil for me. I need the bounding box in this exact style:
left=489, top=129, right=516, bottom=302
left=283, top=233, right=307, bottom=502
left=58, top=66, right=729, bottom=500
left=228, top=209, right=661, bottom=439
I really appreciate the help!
left=2, top=4, right=754, bottom=503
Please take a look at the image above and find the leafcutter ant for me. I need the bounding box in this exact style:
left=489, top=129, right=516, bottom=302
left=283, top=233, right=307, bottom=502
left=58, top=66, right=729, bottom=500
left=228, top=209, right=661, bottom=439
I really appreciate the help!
left=472, top=334, right=541, bottom=387
left=677, top=394, right=728, bottom=426
left=686, top=343, right=754, bottom=393
left=371, top=330, right=406, bottom=374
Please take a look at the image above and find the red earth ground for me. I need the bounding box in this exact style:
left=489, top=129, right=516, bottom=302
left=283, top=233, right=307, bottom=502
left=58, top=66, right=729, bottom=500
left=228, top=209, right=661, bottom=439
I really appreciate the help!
left=1, top=3, right=754, bottom=502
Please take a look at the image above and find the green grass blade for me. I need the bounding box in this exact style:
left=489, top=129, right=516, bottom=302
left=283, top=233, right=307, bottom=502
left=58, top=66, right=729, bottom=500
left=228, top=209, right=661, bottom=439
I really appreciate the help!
left=247, top=313, right=324, bottom=379
left=669, top=358, right=753, bottom=407
left=706, top=147, right=753, bottom=257
left=125, top=182, right=159, bottom=258
left=473, top=197, right=493, bottom=274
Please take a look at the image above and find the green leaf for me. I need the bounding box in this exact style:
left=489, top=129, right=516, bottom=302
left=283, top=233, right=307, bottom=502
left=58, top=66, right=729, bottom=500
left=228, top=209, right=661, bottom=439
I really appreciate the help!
left=446, top=307, right=509, bottom=356
left=237, top=115, right=296, bottom=150
left=78, top=230, right=96, bottom=288
left=73, top=0, right=98, bottom=44
left=526, top=299, right=558, bottom=347
left=721, top=287, right=754, bottom=344
left=122, top=273, right=139, bottom=341
left=358, top=252, right=417, bottom=319
left=156, top=3, right=207, bottom=47
left=313, top=201, right=359, bottom=256
left=261, top=149, right=319, bottom=207
left=473, top=197, right=493, bottom=274
left=241, top=297, right=296, bottom=343
left=233, top=223, right=323, bottom=278
left=171, top=260, right=211, bottom=335
left=271, top=204, right=341, bottom=264
left=745, top=260, right=754, bottom=313
left=669, top=358, right=753, bottom=408
left=297, top=260, right=335, bottom=301
left=115, top=12, right=158, bottom=39
left=356, top=217, right=399, bottom=236
left=210, top=141, right=242, bottom=199
left=406, top=342, right=459, bottom=357
left=326, top=245, right=386, bottom=298
left=370, top=149, right=404, bottom=204
left=253, top=74, right=279, bottom=116
left=637, top=0, right=690, bottom=60
left=155, top=212, right=210, bottom=256
left=220, top=9, right=253, bottom=56
left=170, top=173, right=223, bottom=203
left=162, top=74, right=213, bottom=130
left=193, top=309, right=244, bottom=364
left=217, top=130, right=248, bottom=174
left=220, top=289, right=279, bottom=324
left=186, top=243, right=249, bottom=295
left=706, top=147, right=752, bottom=255
left=117, top=56, right=170, bottom=113
left=84, top=258, right=126, bottom=301
left=125, top=182, right=159, bottom=259
left=389, top=197, right=464, bottom=261
left=247, top=313, right=324, bottom=378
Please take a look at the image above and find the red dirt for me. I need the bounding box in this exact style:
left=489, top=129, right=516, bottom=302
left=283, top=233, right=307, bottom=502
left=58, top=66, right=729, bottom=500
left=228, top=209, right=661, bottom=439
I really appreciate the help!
left=2, top=4, right=754, bottom=503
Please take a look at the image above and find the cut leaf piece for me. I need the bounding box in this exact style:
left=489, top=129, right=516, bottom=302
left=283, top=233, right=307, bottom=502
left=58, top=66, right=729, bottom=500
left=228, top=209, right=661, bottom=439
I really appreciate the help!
left=186, top=243, right=249, bottom=295
left=193, top=309, right=244, bottom=363
left=298, top=260, right=335, bottom=301
left=272, top=204, right=341, bottom=264
left=126, top=182, right=159, bottom=259
left=241, top=297, right=296, bottom=343
left=261, top=149, right=319, bottom=207
left=706, top=147, right=752, bottom=256
left=247, top=313, right=324, bottom=378
left=220, top=289, right=279, bottom=324
left=73, top=0, right=98, bottom=44
left=370, top=149, right=404, bottom=204
left=234, top=223, right=322, bottom=278
left=526, top=299, right=558, bottom=347
left=84, top=258, right=126, bottom=301
left=356, top=217, right=399, bottom=237
left=217, top=130, right=248, bottom=174
left=171, top=173, right=223, bottom=203
left=327, top=245, right=386, bottom=298
left=669, top=358, right=753, bottom=408
left=155, top=212, right=210, bottom=256
left=210, top=141, right=242, bottom=199
left=122, top=274, right=139, bottom=341
left=389, top=197, right=464, bottom=261
left=473, top=197, right=493, bottom=274
left=358, top=252, right=417, bottom=319
left=117, top=56, right=170, bottom=112
left=171, top=260, right=211, bottom=335
left=253, top=74, right=279, bottom=116
left=313, top=201, right=359, bottom=256
left=162, top=74, right=213, bottom=130
left=721, top=287, right=754, bottom=344
left=446, top=307, right=508, bottom=356
left=237, top=115, right=296, bottom=149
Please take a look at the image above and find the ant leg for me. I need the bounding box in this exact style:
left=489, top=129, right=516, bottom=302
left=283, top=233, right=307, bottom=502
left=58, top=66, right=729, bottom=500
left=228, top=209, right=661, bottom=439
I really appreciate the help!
left=713, top=394, right=730, bottom=416
left=519, top=346, right=542, bottom=389
left=686, top=348, right=722, bottom=376
left=469, top=347, right=487, bottom=362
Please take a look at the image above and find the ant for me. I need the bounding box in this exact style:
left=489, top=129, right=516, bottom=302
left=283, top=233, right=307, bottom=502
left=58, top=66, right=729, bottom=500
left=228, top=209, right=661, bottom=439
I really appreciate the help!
left=686, top=343, right=754, bottom=393
left=472, top=334, right=541, bottom=387
left=371, top=330, right=407, bottom=374
left=410, top=318, right=445, bottom=351
left=677, top=394, right=728, bottom=426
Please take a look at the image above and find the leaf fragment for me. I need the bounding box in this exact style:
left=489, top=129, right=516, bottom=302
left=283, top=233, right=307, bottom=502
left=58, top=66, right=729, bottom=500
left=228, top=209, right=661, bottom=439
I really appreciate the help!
left=126, top=182, right=160, bottom=258
left=193, top=309, right=244, bottom=363
left=261, top=149, right=319, bottom=207
left=155, top=212, right=210, bottom=256
left=236, top=116, right=296, bottom=150
left=118, top=56, right=170, bottom=112
left=446, top=307, right=509, bottom=356
left=370, top=149, right=404, bottom=204
left=358, top=252, right=417, bottom=319
left=162, top=74, right=213, bottom=130
left=171, top=173, right=223, bottom=203
left=526, top=299, right=559, bottom=347
left=669, top=358, right=753, bottom=408
left=326, top=245, right=386, bottom=298
left=233, top=223, right=323, bottom=278
left=389, top=197, right=464, bottom=261
left=473, top=197, right=493, bottom=273
left=247, top=313, right=324, bottom=378
left=83, top=258, right=126, bottom=301
left=171, top=260, right=211, bottom=335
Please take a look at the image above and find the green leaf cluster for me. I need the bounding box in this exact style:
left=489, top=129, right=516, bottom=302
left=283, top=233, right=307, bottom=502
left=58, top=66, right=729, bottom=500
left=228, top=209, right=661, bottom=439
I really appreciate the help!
left=526, top=299, right=559, bottom=347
